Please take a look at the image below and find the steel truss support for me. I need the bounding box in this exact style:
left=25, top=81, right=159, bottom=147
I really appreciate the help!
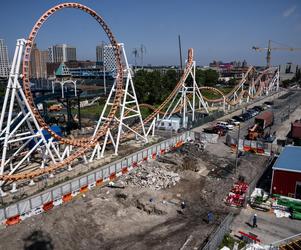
left=0, top=39, right=66, bottom=195
left=266, top=67, right=279, bottom=94
left=160, top=60, right=208, bottom=128
left=90, top=43, right=147, bottom=161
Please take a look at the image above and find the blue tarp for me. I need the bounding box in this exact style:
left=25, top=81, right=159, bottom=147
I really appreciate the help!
left=28, top=125, right=62, bottom=149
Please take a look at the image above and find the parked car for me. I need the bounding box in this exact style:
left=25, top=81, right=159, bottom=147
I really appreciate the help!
left=232, top=115, right=244, bottom=122
left=227, top=119, right=240, bottom=126
left=264, top=101, right=274, bottom=106
left=247, top=109, right=258, bottom=117
left=216, top=121, right=234, bottom=130
left=203, top=126, right=226, bottom=136
left=253, top=106, right=264, bottom=112
left=214, top=126, right=227, bottom=136
left=242, top=113, right=251, bottom=121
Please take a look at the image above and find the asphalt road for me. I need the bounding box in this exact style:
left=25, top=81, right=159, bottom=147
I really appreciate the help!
left=227, top=89, right=301, bottom=141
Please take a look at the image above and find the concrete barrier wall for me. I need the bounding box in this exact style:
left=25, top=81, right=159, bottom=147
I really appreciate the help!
left=0, top=131, right=194, bottom=223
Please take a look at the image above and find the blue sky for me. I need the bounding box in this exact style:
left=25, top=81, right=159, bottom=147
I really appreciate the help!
left=1, top=0, right=301, bottom=66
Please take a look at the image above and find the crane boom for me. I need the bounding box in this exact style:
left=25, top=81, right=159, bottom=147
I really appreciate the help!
left=252, top=40, right=301, bottom=67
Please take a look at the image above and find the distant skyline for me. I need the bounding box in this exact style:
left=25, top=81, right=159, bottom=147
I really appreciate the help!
left=1, top=0, right=301, bottom=66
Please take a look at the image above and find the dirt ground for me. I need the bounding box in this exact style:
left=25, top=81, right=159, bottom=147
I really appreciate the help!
left=0, top=81, right=298, bottom=250
left=1, top=90, right=296, bottom=249
left=0, top=139, right=269, bottom=250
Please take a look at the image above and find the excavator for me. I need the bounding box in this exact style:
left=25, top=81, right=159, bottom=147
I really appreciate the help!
left=247, top=111, right=274, bottom=140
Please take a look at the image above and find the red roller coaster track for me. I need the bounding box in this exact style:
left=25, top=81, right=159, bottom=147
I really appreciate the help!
left=0, top=3, right=278, bottom=181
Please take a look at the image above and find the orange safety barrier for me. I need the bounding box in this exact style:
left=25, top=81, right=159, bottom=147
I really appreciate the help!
left=160, top=149, right=166, bottom=155
left=43, top=201, right=54, bottom=211
left=96, top=178, right=103, bottom=186
left=80, top=185, right=88, bottom=193
left=132, top=161, right=138, bottom=168
left=109, top=172, right=116, bottom=181
left=257, top=148, right=264, bottom=154
left=152, top=153, right=157, bottom=159
left=175, top=141, right=184, bottom=148
left=122, top=167, right=128, bottom=174
left=5, top=215, right=21, bottom=226
left=62, top=193, right=72, bottom=203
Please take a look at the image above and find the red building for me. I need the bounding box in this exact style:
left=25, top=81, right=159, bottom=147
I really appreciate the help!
left=271, top=146, right=301, bottom=199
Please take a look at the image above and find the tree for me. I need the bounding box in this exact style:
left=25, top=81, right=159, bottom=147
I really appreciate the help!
left=227, top=78, right=237, bottom=86
left=204, top=69, right=219, bottom=86
left=195, top=69, right=206, bottom=85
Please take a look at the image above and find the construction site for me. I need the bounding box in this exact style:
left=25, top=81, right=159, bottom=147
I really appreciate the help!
left=0, top=2, right=301, bottom=250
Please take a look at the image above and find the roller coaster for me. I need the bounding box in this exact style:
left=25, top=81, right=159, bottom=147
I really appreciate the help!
left=0, top=3, right=279, bottom=195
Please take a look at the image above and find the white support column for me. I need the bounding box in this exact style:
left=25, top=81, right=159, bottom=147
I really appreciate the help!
left=0, top=39, right=67, bottom=194
left=159, top=52, right=208, bottom=129
left=91, top=43, right=147, bottom=159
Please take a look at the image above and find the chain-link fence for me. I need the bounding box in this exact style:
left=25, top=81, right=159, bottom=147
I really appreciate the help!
left=190, top=111, right=225, bottom=129
left=200, top=213, right=234, bottom=250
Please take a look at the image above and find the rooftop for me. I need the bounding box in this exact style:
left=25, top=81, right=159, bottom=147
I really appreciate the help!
left=273, top=146, right=301, bottom=173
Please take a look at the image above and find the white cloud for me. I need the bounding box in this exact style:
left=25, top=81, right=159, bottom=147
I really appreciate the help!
left=283, top=5, right=297, bottom=17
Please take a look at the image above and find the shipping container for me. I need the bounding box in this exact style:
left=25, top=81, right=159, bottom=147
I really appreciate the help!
left=291, top=121, right=301, bottom=139
left=255, top=111, right=273, bottom=129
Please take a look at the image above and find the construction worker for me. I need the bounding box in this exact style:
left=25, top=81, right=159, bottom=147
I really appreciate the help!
left=207, top=212, right=214, bottom=224
left=181, top=201, right=186, bottom=209
left=252, top=214, right=257, bottom=228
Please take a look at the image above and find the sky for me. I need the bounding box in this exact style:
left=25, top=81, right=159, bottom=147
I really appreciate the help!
left=1, top=0, right=301, bottom=66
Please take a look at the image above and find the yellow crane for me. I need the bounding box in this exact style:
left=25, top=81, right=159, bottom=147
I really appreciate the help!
left=252, top=40, right=301, bottom=68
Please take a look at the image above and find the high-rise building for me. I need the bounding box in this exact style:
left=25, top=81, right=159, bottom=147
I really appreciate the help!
left=48, top=44, right=76, bottom=63
left=242, top=60, right=248, bottom=68
left=40, top=50, right=49, bottom=79
left=30, top=43, right=49, bottom=79
left=0, top=39, right=10, bottom=77
left=96, top=42, right=105, bottom=64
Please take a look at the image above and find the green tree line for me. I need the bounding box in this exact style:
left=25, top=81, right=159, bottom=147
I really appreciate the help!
left=133, top=68, right=219, bottom=105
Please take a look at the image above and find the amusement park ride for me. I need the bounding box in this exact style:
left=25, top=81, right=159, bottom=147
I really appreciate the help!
left=0, top=3, right=280, bottom=196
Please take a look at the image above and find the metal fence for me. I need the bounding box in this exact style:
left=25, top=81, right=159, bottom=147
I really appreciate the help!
left=244, top=155, right=275, bottom=208
left=201, top=213, right=234, bottom=250
left=191, top=111, right=225, bottom=129
left=0, top=131, right=194, bottom=222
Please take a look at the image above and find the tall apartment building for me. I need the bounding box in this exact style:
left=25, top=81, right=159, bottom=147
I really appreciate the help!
left=96, top=42, right=105, bottom=64
left=48, top=44, right=77, bottom=63
left=30, top=43, right=49, bottom=79
left=0, top=39, right=10, bottom=77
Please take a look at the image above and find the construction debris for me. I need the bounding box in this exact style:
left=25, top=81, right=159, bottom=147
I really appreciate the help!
left=119, top=161, right=180, bottom=190
left=249, top=188, right=271, bottom=212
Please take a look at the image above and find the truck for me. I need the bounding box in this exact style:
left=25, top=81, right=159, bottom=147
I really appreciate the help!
left=48, top=104, right=63, bottom=112
left=291, top=120, right=301, bottom=139
left=247, top=111, right=274, bottom=140
left=290, top=120, right=301, bottom=145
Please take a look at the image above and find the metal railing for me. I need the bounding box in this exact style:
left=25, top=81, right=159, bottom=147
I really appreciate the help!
left=201, top=213, right=234, bottom=250
left=271, top=232, right=301, bottom=248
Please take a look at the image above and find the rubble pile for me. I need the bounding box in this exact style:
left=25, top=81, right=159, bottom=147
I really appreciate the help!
left=176, top=142, right=205, bottom=158
left=120, top=161, right=180, bottom=190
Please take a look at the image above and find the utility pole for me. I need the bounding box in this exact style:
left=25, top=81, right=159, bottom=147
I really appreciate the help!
left=140, top=44, right=146, bottom=69
left=178, top=35, right=183, bottom=70
left=132, top=48, right=139, bottom=69
left=234, top=124, right=241, bottom=176
left=77, top=93, right=81, bottom=129
left=266, top=40, right=272, bottom=68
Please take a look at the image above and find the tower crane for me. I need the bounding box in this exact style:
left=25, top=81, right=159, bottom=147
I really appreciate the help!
left=252, top=40, right=301, bottom=68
